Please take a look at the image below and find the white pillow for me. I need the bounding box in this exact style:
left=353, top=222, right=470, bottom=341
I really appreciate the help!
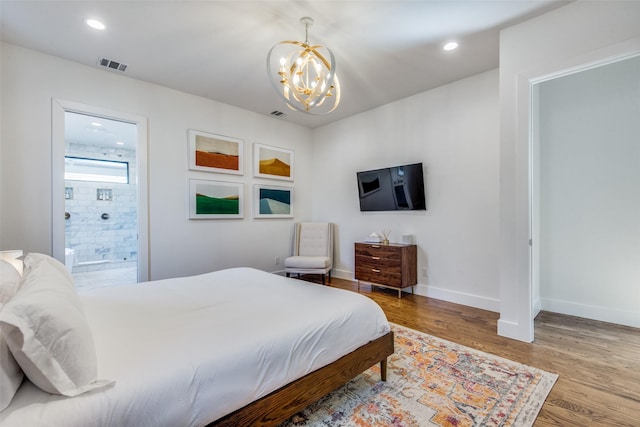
left=0, top=253, right=113, bottom=396
left=0, top=259, right=22, bottom=306
left=0, top=337, right=22, bottom=411
left=0, top=260, right=24, bottom=411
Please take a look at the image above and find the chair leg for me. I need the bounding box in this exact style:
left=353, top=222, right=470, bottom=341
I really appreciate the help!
left=286, top=272, right=290, bottom=278
left=321, top=274, right=325, bottom=286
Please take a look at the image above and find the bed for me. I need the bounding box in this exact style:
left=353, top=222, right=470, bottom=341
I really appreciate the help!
left=0, top=254, right=393, bottom=426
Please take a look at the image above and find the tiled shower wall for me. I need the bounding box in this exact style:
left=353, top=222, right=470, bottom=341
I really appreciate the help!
left=65, top=142, right=138, bottom=265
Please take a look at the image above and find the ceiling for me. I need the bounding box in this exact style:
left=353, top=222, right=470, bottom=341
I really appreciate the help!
left=64, top=111, right=138, bottom=151
left=1, top=0, right=570, bottom=129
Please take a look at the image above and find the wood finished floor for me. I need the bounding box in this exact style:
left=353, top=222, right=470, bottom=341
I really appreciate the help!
left=300, top=275, right=640, bottom=427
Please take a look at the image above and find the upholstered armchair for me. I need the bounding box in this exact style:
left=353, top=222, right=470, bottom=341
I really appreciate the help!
left=284, top=222, right=333, bottom=285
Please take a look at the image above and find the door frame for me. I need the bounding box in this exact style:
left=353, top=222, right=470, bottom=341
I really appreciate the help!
left=529, top=52, right=640, bottom=324
left=52, top=99, right=149, bottom=282
left=504, top=43, right=640, bottom=342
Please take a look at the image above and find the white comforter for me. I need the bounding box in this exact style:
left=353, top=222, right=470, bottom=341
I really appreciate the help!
left=1, top=267, right=390, bottom=426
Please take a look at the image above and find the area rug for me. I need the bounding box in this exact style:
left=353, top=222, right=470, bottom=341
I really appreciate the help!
left=280, top=323, right=558, bottom=427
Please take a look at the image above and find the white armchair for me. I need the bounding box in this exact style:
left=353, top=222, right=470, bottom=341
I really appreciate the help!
left=284, top=222, right=333, bottom=285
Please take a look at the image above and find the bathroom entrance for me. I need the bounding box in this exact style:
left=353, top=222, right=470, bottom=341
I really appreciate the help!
left=52, top=100, right=149, bottom=289
left=64, top=112, right=138, bottom=289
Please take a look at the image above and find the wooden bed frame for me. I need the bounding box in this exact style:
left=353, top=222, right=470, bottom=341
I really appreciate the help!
left=210, top=331, right=395, bottom=427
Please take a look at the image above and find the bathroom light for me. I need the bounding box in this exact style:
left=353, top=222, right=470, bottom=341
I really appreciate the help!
left=443, top=42, right=459, bottom=51
left=85, top=18, right=106, bottom=30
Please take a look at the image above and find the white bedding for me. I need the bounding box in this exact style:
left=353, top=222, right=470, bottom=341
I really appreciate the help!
left=1, top=267, right=390, bottom=426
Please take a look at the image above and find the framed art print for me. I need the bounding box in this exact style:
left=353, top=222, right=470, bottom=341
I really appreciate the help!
left=189, top=179, right=243, bottom=219
left=253, top=143, right=293, bottom=181
left=188, top=130, right=243, bottom=175
left=254, top=184, right=293, bottom=218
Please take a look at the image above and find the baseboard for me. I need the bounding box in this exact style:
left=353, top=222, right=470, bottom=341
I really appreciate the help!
left=414, top=284, right=500, bottom=313
left=332, top=269, right=354, bottom=281
left=533, top=298, right=542, bottom=318
left=541, top=298, right=640, bottom=328
left=497, top=319, right=533, bottom=342
left=332, top=269, right=499, bottom=313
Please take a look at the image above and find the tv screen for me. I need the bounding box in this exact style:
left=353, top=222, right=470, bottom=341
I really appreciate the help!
left=357, top=163, right=426, bottom=211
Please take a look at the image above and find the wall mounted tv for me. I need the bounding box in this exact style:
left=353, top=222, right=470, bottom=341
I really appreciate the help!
left=357, top=163, right=426, bottom=211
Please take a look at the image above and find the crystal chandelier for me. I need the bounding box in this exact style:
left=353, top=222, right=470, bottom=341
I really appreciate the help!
left=267, top=17, right=341, bottom=114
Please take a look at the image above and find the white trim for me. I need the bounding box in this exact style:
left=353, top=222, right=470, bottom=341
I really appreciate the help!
left=533, top=297, right=542, bottom=319
left=51, top=99, right=149, bottom=282
left=503, top=36, right=640, bottom=343
left=332, top=268, right=353, bottom=281
left=541, top=298, right=640, bottom=329
left=414, top=284, right=500, bottom=313
left=333, top=269, right=500, bottom=313
left=497, top=319, right=525, bottom=342
left=529, top=49, right=640, bottom=86
left=527, top=47, right=640, bottom=323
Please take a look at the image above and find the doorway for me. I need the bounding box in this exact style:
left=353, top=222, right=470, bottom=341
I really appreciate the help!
left=64, top=112, right=139, bottom=289
left=52, top=100, right=149, bottom=286
left=530, top=55, right=640, bottom=328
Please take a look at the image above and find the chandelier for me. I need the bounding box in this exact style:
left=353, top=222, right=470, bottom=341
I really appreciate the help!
left=267, top=17, right=341, bottom=114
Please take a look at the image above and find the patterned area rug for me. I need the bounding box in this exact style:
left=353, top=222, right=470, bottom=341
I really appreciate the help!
left=280, top=323, right=558, bottom=427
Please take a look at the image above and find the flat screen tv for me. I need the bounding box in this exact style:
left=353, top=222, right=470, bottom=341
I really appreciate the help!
left=357, top=163, right=426, bottom=211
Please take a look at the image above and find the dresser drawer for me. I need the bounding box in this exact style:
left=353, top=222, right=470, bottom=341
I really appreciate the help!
left=355, top=255, right=402, bottom=273
left=355, top=266, right=402, bottom=287
left=355, top=244, right=403, bottom=261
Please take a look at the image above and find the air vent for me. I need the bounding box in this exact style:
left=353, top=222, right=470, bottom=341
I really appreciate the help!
left=270, top=110, right=286, bottom=117
left=98, top=57, right=128, bottom=72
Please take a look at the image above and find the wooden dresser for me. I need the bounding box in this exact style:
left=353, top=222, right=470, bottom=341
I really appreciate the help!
left=354, top=242, right=417, bottom=298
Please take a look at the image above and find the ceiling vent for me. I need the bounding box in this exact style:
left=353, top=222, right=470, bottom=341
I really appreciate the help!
left=270, top=110, right=286, bottom=117
left=98, top=57, right=128, bottom=72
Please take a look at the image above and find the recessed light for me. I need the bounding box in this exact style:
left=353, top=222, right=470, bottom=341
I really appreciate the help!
left=85, top=18, right=106, bottom=30
left=443, top=42, right=459, bottom=51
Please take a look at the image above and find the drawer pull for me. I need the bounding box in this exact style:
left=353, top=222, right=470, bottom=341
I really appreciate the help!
left=371, top=245, right=381, bottom=248
left=371, top=256, right=380, bottom=260
left=371, top=268, right=381, bottom=273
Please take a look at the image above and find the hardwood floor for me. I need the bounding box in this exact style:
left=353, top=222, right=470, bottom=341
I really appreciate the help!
left=301, top=275, right=640, bottom=427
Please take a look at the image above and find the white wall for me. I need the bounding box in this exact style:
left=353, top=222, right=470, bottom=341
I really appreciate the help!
left=0, top=43, right=313, bottom=280
left=1, top=42, right=502, bottom=313
left=499, top=1, right=640, bottom=341
left=538, top=56, right=640, bottom=328
left=312, top=70, right=501, bottom=311
left=4, top=1, right=638, bottom=337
